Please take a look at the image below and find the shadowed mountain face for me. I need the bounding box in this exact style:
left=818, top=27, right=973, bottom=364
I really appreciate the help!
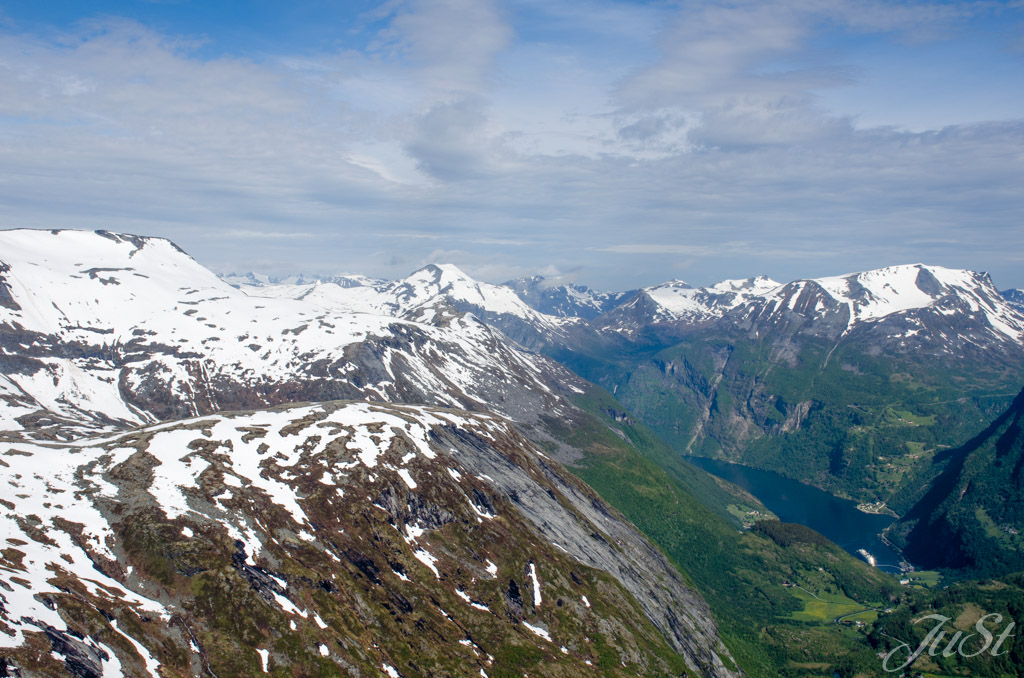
left=0, top=229, right=740, bottom=677
left=1003, top=288, right=1024, bottom=312
left=890, top=387, right=1024, bottom=576
left=502, top=275, right=636, bottom=321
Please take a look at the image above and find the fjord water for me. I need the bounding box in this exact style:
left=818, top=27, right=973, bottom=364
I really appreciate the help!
left=686, top=457, right=906, bottom=571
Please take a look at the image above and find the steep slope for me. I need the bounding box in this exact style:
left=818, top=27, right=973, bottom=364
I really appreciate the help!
left=0, top=400, right=737, bottom=677
left=734, top=264, right=1024, bottom=354
left=890, top=387, right=1024, bottom=575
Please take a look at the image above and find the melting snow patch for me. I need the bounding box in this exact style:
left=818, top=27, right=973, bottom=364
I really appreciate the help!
left=522, top=621, right=551, bottom=642
left=318, top=643, right=329, bottom=657
left=447, top=467, right=462, bottom=481
left=383, top=664, right=400, bottom=678
left=469, top=500, right=495, bottom=520
left=413, top=548, right=440, bottom=578
left=581, top=595, right=590, bottom=608
left=256, top=648, right=269, bottom=673
left=313, top=612, right=328, bottom=629
left=397, top=468, right=417, bottom=489
left=110, top=619, right=161, bottom=676
left=272, top=591, right=304, bottom=616
left=404, top=523, right=426, bottom=543
left=528, top=562, right=542, bottom=606
left=181, top=526, right=193, bottom=538
left=485, top=560, right=497, bottom=578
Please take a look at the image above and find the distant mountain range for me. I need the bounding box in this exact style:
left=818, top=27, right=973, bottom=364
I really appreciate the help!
left=223, top=261, right=1024, bottom=506
left=224, top=262, right=1024, bottom=354
left=1003, top=287, right=1024, bottom=312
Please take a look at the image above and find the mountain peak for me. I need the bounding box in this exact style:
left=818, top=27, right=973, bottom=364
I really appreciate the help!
left=412, top=262, right=474, bottom=284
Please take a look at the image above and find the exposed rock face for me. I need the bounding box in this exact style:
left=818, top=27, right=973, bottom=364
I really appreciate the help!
left=554, top=264, right=1024, bottom=502
left=0, top=401, right=738, bottom=677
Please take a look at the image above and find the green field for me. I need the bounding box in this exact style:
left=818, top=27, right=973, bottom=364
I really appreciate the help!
left=904, top=570, right=941, bottom=588
left=786, top=585, right=877, bottom=623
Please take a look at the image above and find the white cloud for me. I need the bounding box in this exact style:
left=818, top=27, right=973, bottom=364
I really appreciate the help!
left=0, top=2, right=1021, bottom=290
left=373, top=0, right=513, bottom=97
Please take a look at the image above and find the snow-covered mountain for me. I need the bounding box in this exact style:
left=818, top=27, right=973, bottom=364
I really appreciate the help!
left=1002, top=288, right=1024, bottom=313
left=575, top=264, right=1024, bottom=354
left=225, top=261, right=1024, bottom=359
left=0, top=230, right=588, bottom=444
left=231, top=263, right=573, bottom=349
left=595, top=276, right=781, bottom=336
left=734, top=264, right=1024, bottom=353
left=502, top=275, right=635, bottom=320
left=0, top=399, right=736, bottom=677
left=221, top=271, right=382, bottom=288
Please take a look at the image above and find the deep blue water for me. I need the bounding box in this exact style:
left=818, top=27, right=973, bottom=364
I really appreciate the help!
left=685, top=457, right=907, bottom=572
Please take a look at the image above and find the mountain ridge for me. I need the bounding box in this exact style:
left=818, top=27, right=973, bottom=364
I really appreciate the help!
left=222, top=261, right=1024, bottom=352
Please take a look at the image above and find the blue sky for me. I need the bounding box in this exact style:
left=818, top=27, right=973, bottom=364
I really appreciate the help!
left=1, top=0, right=1023, bottom=290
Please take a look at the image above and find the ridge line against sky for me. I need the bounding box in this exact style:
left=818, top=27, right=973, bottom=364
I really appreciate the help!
left=0, top=0, right=1022, bottom=289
